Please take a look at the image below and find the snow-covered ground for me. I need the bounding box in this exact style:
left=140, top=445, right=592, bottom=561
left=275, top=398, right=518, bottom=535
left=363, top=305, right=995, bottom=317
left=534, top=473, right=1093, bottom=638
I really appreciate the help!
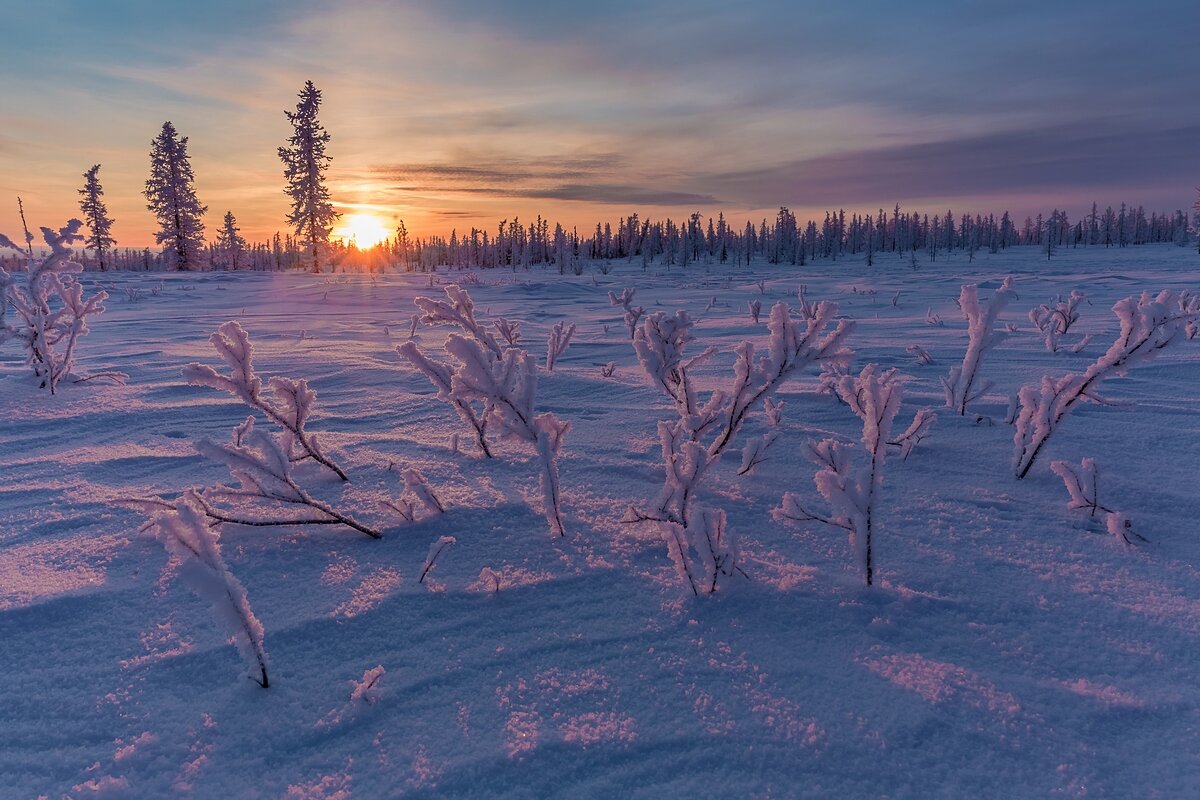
left=2, top=245, right=1199, bottom=798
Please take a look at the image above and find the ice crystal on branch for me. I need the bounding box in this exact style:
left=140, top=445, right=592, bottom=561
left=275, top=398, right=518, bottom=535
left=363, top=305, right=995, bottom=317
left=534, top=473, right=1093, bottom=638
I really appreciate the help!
left=775, top=365, right=930, bottom=586
left=148, top=492, right=270, bottom=687
left=191, top=416, right=379, bottom=538
left=184, top=321, right=348, bottom=480
left=1013, top=290, right=1200, bottom=478
left=627, top=298, right=852, bottom=594
left=0, top=219, right=121, bottom=393
left=400, top=285, right=570, bottom=536
left=942, top=277, right=1016, bottom=415
left=608, top=287, right=644, bottom=339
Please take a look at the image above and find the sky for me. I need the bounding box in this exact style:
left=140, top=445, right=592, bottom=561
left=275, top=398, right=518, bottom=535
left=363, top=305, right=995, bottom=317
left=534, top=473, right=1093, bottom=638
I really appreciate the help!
left=1, top=0, right=1198, bottom=246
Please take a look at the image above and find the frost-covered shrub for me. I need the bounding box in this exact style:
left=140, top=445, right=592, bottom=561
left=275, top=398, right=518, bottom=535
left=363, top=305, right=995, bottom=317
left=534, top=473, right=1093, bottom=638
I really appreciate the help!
left=608, top=287, right=644, bottom=339
left=942, top=277, right=1016, bottom=415
left=737, top=397, right=783, bottom=476
left=625, top=299, right=852, bottom=594
left=399, top=285, right=571, bottom=536
left=774, top=365, right=929, bottom=586
left=748, top=299, right=762, bottom=324
left=1050, top=458, right=1145, bottom=545
left=494, top=316, right=522, bottom=347
left=545, top=321, right=575, bottom=371
left=193, top=416, right=381, bottom=538
left=419, top=536, right=456, bottom=584
left=1013, top=290, right=1200, bottom=478
left=351, top=666, right=386, bottom=703
left=0, top=220, right=121, bottom=394
left=184, top=321, right=348, bottom=480
left=889, top=408, right=938, bottom=460
left=384, top=468, right=445, bottom=523
left=1029, top=292, right=1092, bottom=353
left=905, top=344, right=933, bottom=366
left=148, top=492, right=270, bottom=687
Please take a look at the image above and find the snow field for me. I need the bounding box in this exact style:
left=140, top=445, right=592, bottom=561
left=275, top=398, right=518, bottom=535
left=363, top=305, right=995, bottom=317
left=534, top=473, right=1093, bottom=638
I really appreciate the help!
left=2, top=245, right=1199, bottom=798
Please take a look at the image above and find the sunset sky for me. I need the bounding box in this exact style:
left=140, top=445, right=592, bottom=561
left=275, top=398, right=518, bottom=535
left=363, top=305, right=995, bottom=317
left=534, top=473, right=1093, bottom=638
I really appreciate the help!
left=2, top=0, right=1197, bottom=246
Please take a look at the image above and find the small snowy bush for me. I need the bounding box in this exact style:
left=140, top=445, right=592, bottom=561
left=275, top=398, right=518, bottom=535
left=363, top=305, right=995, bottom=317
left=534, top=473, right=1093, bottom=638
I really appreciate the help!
left=1013, top=290, right=1200, bottom=478
left=608, top=287, right=644, bottom=339
left=774, top=365, right=932, bottom=585
left=184, top=320, right=348, bottom=480
left=942, top=277, right=1016, bottom=415
left=545, top=321, right=575, bottom=371
left=383, top=468, right=445, bottom=523
left=419, top=536, right=456, bottom=584
left=399, top=285, right=571, bottom=536
left=193, top=416, right=381, bottom=538
left=0, top=220, right=121, bottom=393
left=748, top=299, right=762, bottom=324
left=625, top=299, right=852, bottom=594
left=1029, top=291, right=1092, bottom=353
left=1050, top=458, right=1145, bottom=546
left=148, top=492, right=270, bottom=687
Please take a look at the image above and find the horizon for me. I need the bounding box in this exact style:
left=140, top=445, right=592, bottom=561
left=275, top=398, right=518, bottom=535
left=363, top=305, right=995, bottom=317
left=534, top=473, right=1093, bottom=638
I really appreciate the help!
left=2, top=0, right=1198, bottom=247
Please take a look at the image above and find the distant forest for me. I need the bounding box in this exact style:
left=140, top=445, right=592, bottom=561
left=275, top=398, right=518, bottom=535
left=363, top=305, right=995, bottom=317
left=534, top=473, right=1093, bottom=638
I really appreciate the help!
left=7, top=200, right=1194, bottom=273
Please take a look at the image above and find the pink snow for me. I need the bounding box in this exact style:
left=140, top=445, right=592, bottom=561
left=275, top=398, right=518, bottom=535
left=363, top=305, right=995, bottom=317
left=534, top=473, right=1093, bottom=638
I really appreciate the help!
left=1058, top=678, right=1145, bottom=708
left=331, top=567, right=402, bottom=618
left=559, top=711, right=638, bottom=745
left=862, top=651, right=1023, bottom=717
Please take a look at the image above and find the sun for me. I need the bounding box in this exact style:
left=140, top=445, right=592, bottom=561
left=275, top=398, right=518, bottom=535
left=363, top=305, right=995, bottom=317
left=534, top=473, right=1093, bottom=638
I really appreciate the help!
left=335, top=213, right=391, bottom=248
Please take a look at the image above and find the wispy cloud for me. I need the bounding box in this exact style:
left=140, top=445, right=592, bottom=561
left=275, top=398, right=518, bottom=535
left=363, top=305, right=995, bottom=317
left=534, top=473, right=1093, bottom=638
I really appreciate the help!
left=707, top=122, right=1200, bottom=209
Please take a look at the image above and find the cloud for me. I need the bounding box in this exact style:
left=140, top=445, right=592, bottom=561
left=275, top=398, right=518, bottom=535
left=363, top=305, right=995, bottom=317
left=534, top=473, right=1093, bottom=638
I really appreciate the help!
left=707, top=121, right=1200, bottom=209
left=374, top=156, right=618, bottom=185
left=523, top=185, right=719, bottom=206
left=372, top=156, right=717, bottom=206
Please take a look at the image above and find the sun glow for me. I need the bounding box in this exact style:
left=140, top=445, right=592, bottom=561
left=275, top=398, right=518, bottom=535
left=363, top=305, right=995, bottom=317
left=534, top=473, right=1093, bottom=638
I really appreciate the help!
left=335, top=213, right=391, bottom=248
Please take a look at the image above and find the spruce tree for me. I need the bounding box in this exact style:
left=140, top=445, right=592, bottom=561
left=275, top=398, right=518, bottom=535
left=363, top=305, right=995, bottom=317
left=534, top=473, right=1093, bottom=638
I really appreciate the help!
left=215, top=210, right=246, bottom=270
left=78, top=164, right=116, bottom=271
left=1194, top=187, right=1200, bottom=255
left=279, top=81, right=338, bottom=273
left=144, top=122, right=206, bottom=270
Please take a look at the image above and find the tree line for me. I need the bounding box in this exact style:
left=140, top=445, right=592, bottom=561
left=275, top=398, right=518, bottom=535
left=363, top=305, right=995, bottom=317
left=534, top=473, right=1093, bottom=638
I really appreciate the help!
left=10, top=79, right=1200, bottom=273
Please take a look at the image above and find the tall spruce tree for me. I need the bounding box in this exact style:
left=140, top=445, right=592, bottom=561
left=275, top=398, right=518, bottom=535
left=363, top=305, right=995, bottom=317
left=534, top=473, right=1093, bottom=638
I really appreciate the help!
left=78, top=164, right=116, bottom=271
left=144, top=122, right=206, bottom=270
left=279, top=81, right=338, bottom=273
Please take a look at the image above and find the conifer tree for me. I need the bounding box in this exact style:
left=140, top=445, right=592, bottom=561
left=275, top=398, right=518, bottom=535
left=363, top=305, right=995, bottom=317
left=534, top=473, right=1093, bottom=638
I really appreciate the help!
left=1194, top=187, right=1200, bottom=255
left=144, top=122, right=206, bottom=270
left=77, top=164, right=115, bottom=271
left=215, top=210, right=246, bottom=269
left=279, top=81, right=338, bottom=273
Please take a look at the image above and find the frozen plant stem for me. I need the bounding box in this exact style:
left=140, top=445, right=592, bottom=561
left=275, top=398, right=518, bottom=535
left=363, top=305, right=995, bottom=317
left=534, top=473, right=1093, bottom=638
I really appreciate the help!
left=400, top=285, right=570, bottom=536
left=1013, top=290, right=1200, bottom=478
left=0, top=219, right=120, bottom=394
left=184, top=321, right=348, bottom=480
left=775, top=365, right=931, bottom=586
left=196, top=417, right=380, bottom=538
left=942, top=277, right=1016, bottom=416
left=626, top=298, right=852, bottom=593
left=149, top=492, right=270, bottom=688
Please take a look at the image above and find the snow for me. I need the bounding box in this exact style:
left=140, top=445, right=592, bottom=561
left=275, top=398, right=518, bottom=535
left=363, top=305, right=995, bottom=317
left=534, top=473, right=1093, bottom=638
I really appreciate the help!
left=1, top=245, right=1199, bottom=797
